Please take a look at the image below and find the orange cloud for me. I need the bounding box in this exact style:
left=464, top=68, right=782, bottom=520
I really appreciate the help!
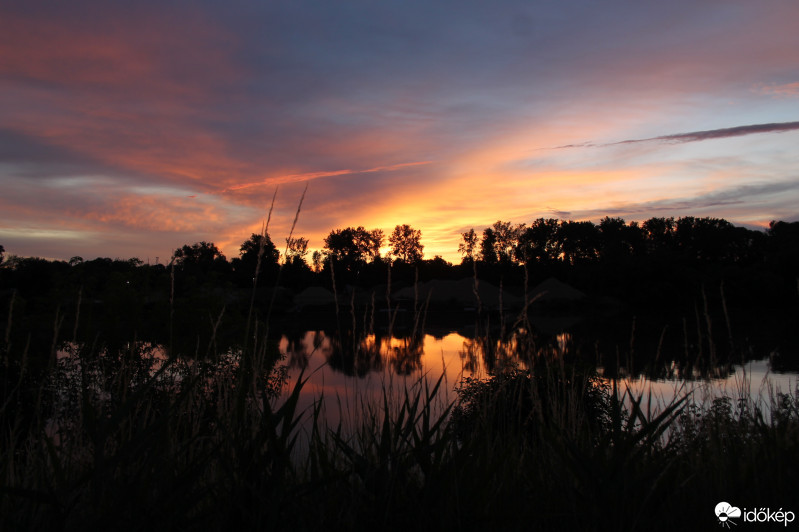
left=77, top=194, right=237, bottom=233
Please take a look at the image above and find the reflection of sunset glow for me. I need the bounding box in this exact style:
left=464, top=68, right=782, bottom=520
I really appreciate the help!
left=556, top=333, right=572, bottom=354
left=279, top=330, right=798, bottom=429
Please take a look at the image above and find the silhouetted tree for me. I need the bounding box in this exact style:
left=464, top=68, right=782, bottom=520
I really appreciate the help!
left=598, top=217, right=644, bottom=261
left=767, top=220, right=799, bottom=257
left=642, top=217, right=676, bottom=256
left=231, top=233, right=280, bottom=287
left=311, top=250, right=324, bottom=273
left=366, top=229, right=385, bottom=260
left=480, top=220, right=523, bottom=265
left=419, top=255, right=454, bottom=281
left=516, top=218, right=560, bottom=264
left=389, top=224, right=424, bottom=264
left=674, top=217, right=740, bottom=261
left=238, top=234, right=279, bottom=265
left=557, top=220, right=600, bottom=264
left=458, top=228, right=478, bottom=264
left=235, top=234, right=279, bottom=271
left=173, top=241, right=228, bottom=275
left=324, top=226, right=383, bottom=272
left=281, top=236, right=313, bottom=289
left=479, top=227, right=497, bottom=265
left=768, top=220, right=799, bottom=242
left=626, top=221, right=646, bottom=256
left=767, top=220, right=799, bottom=278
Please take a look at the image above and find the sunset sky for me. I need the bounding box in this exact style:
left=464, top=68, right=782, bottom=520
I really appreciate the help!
left=2, top=0, right=798, bottom=264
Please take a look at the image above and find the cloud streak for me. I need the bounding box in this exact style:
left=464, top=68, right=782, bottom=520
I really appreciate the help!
left=557, top=121, right=799, bottom=149
left=223, top=161, right=434, bottom=191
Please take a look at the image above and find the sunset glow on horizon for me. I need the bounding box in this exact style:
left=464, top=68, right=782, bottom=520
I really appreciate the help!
left=2, top=1, right=798, bottom=264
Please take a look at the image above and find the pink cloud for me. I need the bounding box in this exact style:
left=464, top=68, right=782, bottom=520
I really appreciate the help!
left=0, top=9, right=240, bottom=98
left=756, top=82, right=799, bottom=98
left=74, top=194, right=237, bottom=233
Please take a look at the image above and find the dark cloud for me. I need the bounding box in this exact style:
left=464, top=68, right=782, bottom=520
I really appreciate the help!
left=614, top=121, right=799, bottom=145
left=0, top=129, right=92, bottom=168
left=547, top=209, right=573, bottom=219
left=0, top=129, right=145, bottom=182
left=558, top=122, right=799, bottom=149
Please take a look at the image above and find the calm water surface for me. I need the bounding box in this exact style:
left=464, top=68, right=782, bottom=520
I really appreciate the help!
left=278, top=328, right=799, bottom=427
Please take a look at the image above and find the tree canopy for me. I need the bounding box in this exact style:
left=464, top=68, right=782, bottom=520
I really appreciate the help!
left=323, top=226, right=384, bottom=268
left=389, top=224, right=424, bottom=264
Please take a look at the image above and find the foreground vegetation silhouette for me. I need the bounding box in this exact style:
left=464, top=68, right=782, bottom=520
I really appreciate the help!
left=1, top=328, right=797, bottom=530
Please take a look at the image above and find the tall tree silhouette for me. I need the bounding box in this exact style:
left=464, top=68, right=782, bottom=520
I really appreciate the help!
left=324, top=226, right=384, bottom=271
left=389, top=224, right=424, bottom=264
left=642, top=217, right=676, bottom=256
left=458, top=228, right=478, bottom=264
left=479, top=227, right=497, bottom=265
left=516, top=218, right=560, bottom=264
left=173, top=241, right=228, bottom=275
left=767, top=220, right=799, bottom=275
left=490, top=220, right=524, bottom=265
left=232, top=233, right=280, bottom=286
left=598, top=217, right=644, bottom=261
left=557, top=221, right=600, bottom=264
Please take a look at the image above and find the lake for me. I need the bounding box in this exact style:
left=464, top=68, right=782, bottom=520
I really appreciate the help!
left=278, top=318, right=799, bottom=429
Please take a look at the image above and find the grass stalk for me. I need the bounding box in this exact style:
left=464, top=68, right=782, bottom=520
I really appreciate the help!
left=245, top=187, right=278, bottom=349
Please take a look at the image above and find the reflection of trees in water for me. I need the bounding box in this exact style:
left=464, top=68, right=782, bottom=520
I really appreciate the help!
left=449, top=307, right=799, bottom=381
left=459, top=327, right=572, bottom=375
left=384, top=335, right=423, bottom=375
left=652, top=358, right=737, bottom=381
left=281, top=331, right=328, bottom=372
left=326, top=329, right=426, bottom=377
left=587, top=316, right=770, bottom=381
left=280, top=329, right=425, bottom=377
left=454, top=322, right=759, bottom=381
left=327, top=328, right=384, bottom=377
left=282, top=329, right=310, bottom=370
left=280, top=311, right=798, bottom=382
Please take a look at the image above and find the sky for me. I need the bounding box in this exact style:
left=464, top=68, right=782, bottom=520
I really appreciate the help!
left=2, top=0, right=798, bottom=264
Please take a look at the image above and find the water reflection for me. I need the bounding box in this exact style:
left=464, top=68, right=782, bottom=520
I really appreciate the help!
left=278, top=330, right=425, bottom=378
left=279, top=324, right=799, bottom=411
left=42, top=325, right=796, bottom=439
left=48, top=320, right=797, bottom=422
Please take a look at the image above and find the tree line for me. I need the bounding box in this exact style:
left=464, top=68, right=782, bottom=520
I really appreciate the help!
left=1, top=216, right=798, bottom=313
left=462, top=216, right=771, bottom=265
